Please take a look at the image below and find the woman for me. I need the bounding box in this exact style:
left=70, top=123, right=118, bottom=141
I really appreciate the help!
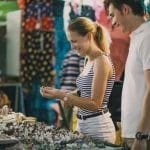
left=40, top=17, right=116, bottom=143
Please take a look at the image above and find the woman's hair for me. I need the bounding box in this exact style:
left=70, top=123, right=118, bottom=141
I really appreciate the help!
left=68, top=17, right=111, bottom=53
left=104, top=0, right=145, bottom=17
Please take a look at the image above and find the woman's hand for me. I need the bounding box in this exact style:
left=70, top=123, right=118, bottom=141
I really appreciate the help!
left=40, top=86, right=65, bottom=100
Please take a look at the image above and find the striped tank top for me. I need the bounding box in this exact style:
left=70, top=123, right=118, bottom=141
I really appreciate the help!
left=76, top=56, right=115, bottom=116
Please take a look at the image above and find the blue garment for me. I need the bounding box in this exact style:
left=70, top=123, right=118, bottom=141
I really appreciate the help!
left=53, top=17, right=71, bottom=88
left=25, top=80, right=57, bottom=125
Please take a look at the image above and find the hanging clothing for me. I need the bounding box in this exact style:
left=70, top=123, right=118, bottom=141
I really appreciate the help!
left=94, top=1, right=130, bottom=80
left=21, top=0, right=55, bottom=88
left=59, top=49, right=84, bottom=130
left=20, top=0, right=57, bottom=125
left=63, top=0, right=96, bottom=33
left=60, top=50, right=84, bottom=91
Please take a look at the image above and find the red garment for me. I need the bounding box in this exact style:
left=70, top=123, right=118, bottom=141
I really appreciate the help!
left=24, top=17, right=36, bottom=32
left=97, top=6, right=130, bottom=80
left=40, top=17, right=53, bottom=30
left=50, top=103, right=60, bottom=126
left=17, top=0, right=25, bottom=9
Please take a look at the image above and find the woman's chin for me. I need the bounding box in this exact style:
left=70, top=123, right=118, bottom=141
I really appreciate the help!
left=78, top=53, right=84, bottom=57
left=75, top=51, right=81, bottom=55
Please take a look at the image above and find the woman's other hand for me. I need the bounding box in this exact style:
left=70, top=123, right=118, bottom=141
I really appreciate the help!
left=40, top=86, right=65, bottom=100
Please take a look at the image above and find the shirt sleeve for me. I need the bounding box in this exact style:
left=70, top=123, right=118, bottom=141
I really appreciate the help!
left=139, top=34, right=150, bottom=70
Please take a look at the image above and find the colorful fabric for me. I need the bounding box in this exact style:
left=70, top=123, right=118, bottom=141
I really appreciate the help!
left=53, top=16, right=71, bottom=88
left=21, top=0, right=55, bottom=88
left=20, top=31, right=55, bottom=87
left=40, top=16, right=53, bottom=30
left=25, top=80, right=57, bottom=125
left=60, top=50, right=84, bottom=91
left=59, top=49, right=84, bottom=130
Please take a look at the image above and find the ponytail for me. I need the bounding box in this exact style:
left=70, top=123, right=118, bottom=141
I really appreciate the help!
left=94, top=22, right=111, bottom=54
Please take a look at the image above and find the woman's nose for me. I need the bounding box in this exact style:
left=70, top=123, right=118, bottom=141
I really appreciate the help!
left=71, top=43, right=77, bottom=49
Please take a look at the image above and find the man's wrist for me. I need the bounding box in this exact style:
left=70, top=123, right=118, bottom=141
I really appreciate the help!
left=135, top=131, right=150, bottom=140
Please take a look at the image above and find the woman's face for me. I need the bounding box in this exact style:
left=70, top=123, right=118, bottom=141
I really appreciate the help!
left=68, top=31, right=90, bottom=56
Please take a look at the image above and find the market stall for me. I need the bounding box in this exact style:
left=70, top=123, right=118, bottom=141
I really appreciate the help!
left=0, top=105, right=124, bottom=150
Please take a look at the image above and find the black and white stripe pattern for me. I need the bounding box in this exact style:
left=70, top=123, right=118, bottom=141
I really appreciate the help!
left=60, top=50, right=84, bottom=91
left=76, top=56, right=115, bottom=116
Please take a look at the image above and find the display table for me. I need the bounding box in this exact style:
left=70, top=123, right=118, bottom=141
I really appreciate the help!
left=0, top=121, right=124, bottom=150
left=0, top=82, right=25, bottom=114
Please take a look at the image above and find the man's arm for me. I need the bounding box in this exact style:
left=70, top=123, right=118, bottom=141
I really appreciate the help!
left=132, top=69, right=150, bottom=150
left=138, top=69, right=150, bottom=132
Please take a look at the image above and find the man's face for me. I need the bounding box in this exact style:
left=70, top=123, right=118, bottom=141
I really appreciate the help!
left=108, top=3, right=130, bottom=32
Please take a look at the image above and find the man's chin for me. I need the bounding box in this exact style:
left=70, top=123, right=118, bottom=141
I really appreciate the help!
left=121, top=27, right=128, bottom=33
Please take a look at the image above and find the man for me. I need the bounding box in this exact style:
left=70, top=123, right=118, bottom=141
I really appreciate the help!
left=104, top=0, right=150, bottom=150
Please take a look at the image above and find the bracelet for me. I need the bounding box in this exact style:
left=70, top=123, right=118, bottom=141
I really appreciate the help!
left=63, top=93, right=70, bottom=102
left=63, top=96, right=68, bottom=101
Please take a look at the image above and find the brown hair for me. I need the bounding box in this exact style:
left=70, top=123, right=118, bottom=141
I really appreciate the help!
left=104, top=0, right=145, bottom=16
left=68, top=17, right=111, bottom=53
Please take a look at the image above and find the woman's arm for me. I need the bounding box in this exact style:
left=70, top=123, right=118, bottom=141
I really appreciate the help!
left=64, top=55, right=112, bottom=111
left=41, top=56, right=112, bottom=112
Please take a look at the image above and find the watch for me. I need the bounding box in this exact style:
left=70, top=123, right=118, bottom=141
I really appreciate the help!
left=135, top=132, right=150, bottom=140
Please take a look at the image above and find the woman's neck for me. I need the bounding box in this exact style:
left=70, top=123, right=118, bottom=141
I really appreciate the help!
left=87, top=50, right=104, bottom=61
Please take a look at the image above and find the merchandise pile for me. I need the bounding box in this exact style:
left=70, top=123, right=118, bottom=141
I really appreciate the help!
left=0, top=121, right=106, bottom=150
left=0, top=105, right=123, bottom=150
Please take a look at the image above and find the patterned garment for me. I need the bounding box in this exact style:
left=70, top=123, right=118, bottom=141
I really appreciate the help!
left=76, top=56, right=115, bottom=116
left=20, top=0, right=55, bottom=88
left=20, top=0, right=57, bottom=125
left=59, top=49, right=84, bottom=130
left=76, top=55, right=116, bottom=142
left=60, top=50, right=84, bottom=91
left=20, top=31, right=55, bottom=88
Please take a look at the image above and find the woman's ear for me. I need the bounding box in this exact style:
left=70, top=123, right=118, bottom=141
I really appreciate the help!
left=86, top=32, right=92, bottom=41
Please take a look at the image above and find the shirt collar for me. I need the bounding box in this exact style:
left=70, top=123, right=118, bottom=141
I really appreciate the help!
left=130, top=20, right=150, bottom=37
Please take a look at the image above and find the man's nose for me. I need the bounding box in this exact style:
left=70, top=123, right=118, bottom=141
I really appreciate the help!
left=112, top=22, right=119, bottom=28
left=111, top=19, right=119, bottom=30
